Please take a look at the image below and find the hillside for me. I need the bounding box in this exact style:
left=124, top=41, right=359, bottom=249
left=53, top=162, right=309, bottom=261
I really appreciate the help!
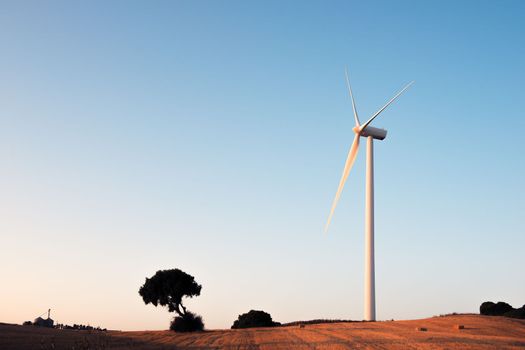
left=1, top=314, right=524, bottom=349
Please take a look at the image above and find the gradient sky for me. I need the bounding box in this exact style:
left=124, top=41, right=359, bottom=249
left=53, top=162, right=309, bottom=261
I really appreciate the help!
left=1, top=0, right=524, bottom=330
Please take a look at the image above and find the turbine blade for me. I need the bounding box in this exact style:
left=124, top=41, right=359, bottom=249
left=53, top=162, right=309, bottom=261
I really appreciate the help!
left=325, top=134, right=360, bottom=233
left=360, top=81, right=414, bottom=131
left=345, top=67, right=360, bottom=127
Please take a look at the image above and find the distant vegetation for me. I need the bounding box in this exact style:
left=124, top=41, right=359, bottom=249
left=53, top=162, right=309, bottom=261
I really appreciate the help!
left=282, top=319, right=360, bottom=326
left=230, top=312, right=369, bottom=329
left=55, top=324, right=107, bottom=331
left=139, top=268, right=204, bottom=332
left=480, top=301, right=525, bottom=319
left=231, top=310, right=280, bottom=329
left=22, top=321, right=106, bottom=331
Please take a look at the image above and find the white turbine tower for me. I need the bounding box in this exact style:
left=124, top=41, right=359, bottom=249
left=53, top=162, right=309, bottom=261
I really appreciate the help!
left=325, top=68, right=413, bottom=321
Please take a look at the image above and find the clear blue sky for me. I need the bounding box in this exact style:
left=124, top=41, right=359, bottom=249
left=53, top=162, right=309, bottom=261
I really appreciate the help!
left=1, top=0, right=524, bottom=330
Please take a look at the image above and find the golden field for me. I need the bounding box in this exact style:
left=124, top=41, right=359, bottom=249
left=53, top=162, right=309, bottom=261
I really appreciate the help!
left=1, top=314, right=524, bottom=349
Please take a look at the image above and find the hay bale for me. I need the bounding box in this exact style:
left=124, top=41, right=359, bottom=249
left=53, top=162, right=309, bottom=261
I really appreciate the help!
left=415, top=327, right=427, bottom=332
left=454, top=324, right=464, bottom=330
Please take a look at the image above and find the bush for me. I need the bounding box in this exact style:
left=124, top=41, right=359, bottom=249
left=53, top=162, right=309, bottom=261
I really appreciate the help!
left=231, top=310, right=280, bottom=329
left=480, top=301, right=513, bottom=316
left=22, top=321, right=32, bottom=326
left=480, top=301, right=496, bottom=315
left=503, top=305, right=525, bottom=319
left=170, top=312, right=204, bottom=332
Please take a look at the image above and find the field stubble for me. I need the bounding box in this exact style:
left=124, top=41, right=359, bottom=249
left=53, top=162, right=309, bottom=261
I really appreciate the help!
left=1, top=314, right=524, bottom=350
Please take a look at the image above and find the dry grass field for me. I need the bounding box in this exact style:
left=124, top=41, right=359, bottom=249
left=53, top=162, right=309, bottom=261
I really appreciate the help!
left=1, top=314, right=524, bottom=350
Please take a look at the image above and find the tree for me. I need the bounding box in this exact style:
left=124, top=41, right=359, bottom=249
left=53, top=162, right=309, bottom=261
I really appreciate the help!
left=139, top=269, right=204, bottom=331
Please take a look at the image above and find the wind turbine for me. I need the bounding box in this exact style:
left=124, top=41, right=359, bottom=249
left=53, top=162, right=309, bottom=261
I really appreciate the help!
left=325, top=68, right=413, bottom=321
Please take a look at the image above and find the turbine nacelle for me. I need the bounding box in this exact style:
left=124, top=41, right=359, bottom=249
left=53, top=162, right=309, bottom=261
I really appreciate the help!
left=359, top=126, right=387, bottom=140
